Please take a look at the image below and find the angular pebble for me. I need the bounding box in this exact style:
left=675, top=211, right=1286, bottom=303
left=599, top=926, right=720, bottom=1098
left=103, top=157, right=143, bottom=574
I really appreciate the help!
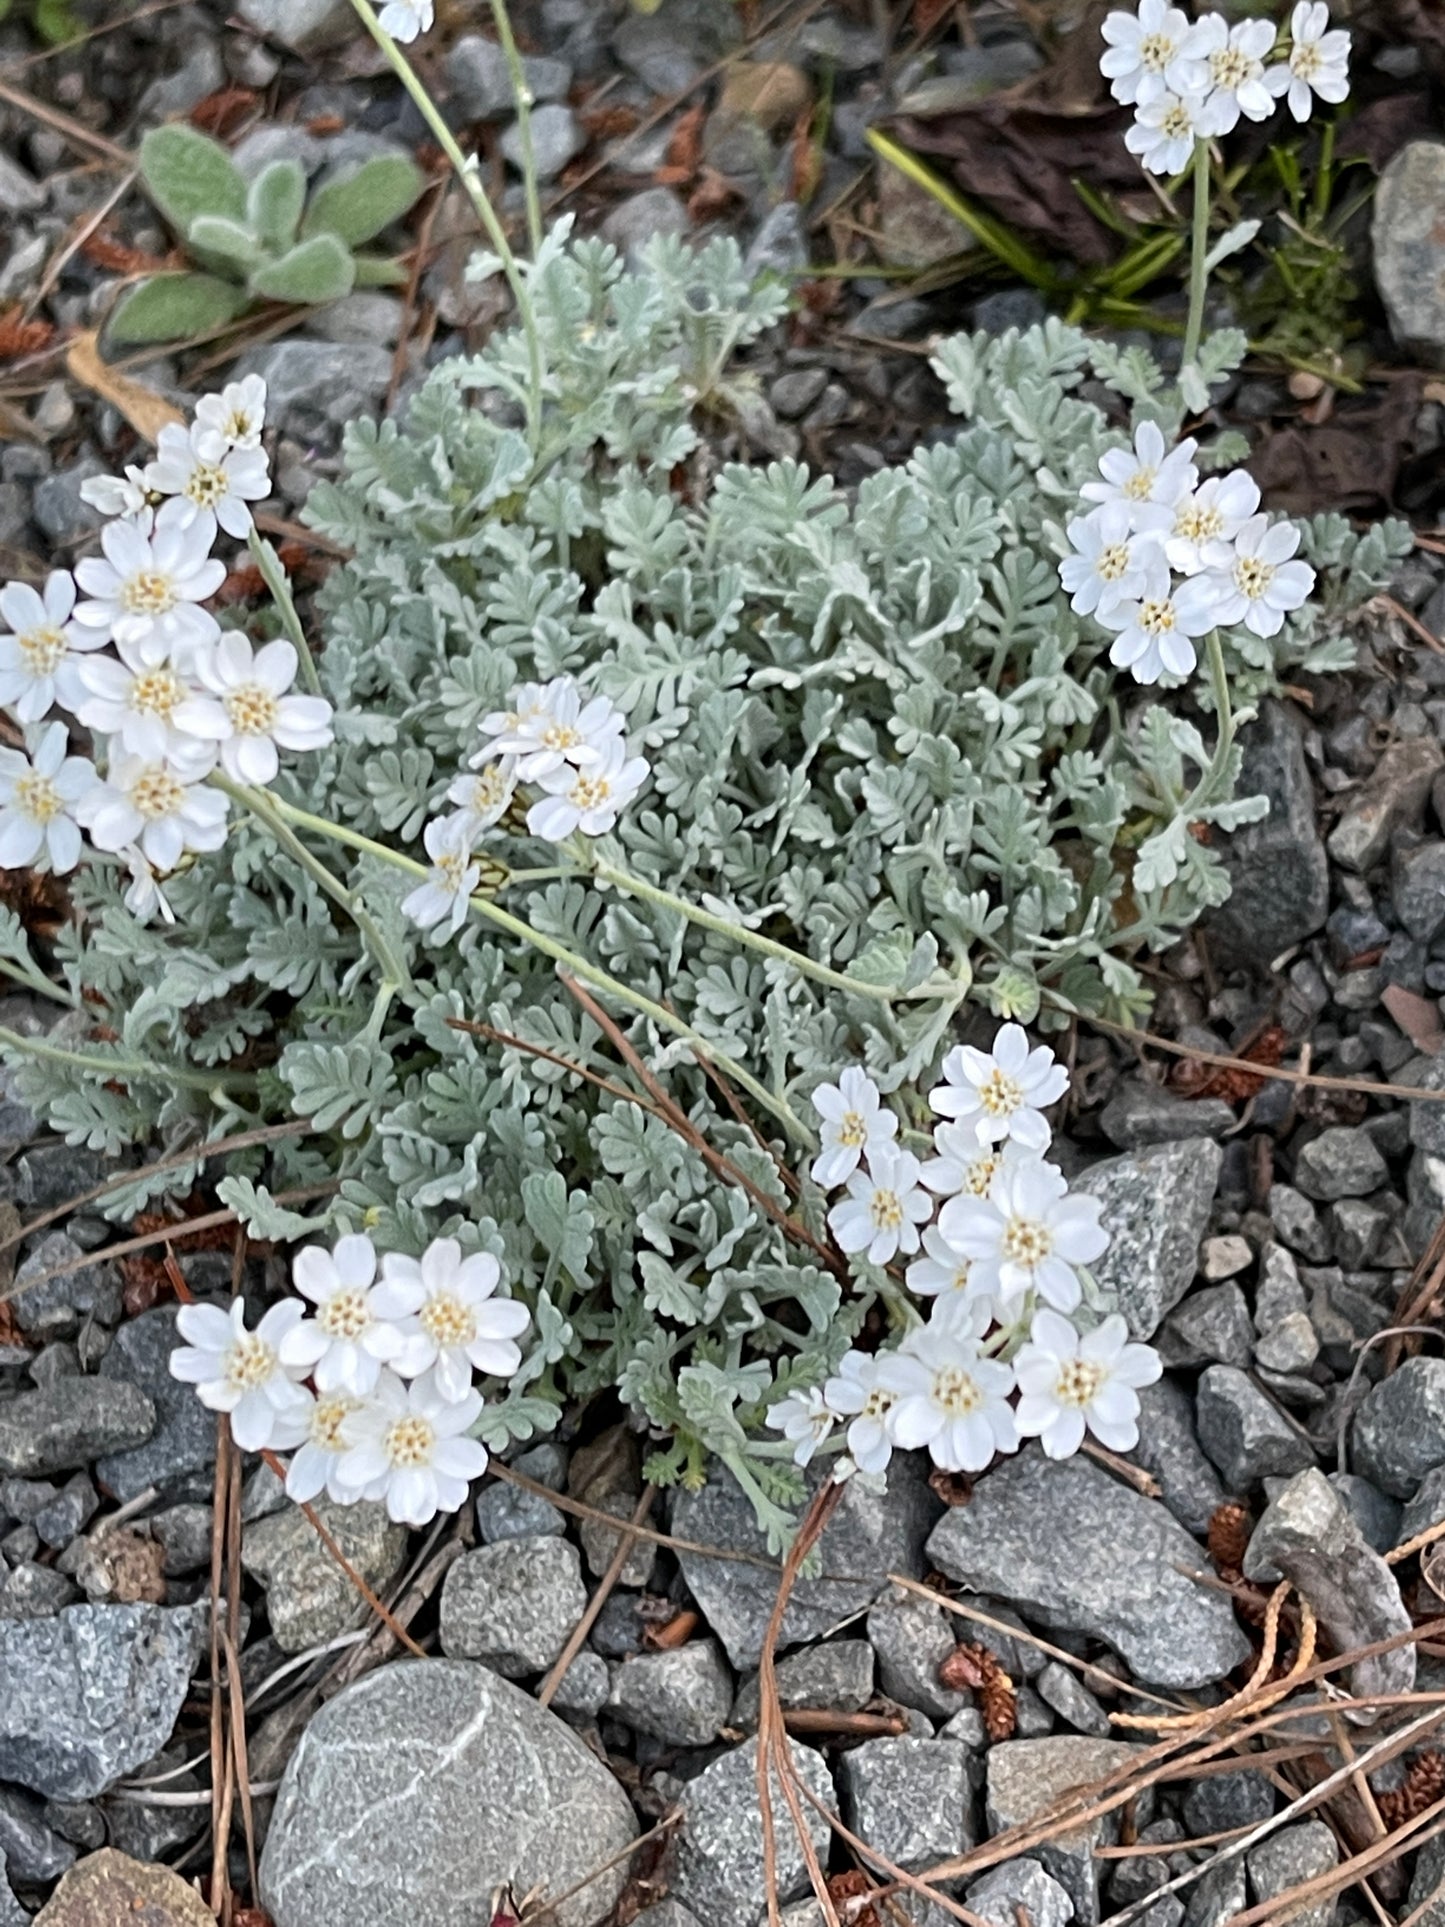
left=968, top=1858, right=1075, bottom=1927
left=1246, top=1820, right=1337, bottom=1927
left=0, top=1382, right=154, bottom=1479
left=606, top=1639, right=733, bottom=1747
left=1353, top=1357, right=1445, bottom=1497
left=1293, top=1128, right=1389, bottom=1203
left=241, top=1497, right=406, bottom=1654
left=836, top=1735, right=976, bottom=1877
left=986, top=1738, right=1151, bottom=1927
left=1071, top=1139, right=1222, bottom=1339
left=667, top=1737, right=833, bottom=1927
left=96, top=1308, right=214, bottom=1503
left=1127, top=1379, right=1226, bottom=1538
left=32, top=1846, right=215, bottom=1924
left=1195, top=1366, right=1316, bottom=1490
left=439, top=1536, right=587, bottom=1676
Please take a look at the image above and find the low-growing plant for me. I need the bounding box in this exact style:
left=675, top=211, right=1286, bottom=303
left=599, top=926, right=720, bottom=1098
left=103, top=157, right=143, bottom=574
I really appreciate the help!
left=107, top=124, right=427, bottom=346
left=0, top=0, right=78, bottom=45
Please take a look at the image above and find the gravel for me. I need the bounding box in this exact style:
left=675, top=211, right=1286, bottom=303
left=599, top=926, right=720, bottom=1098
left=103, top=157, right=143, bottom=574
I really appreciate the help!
left=836, top=1735, right=977, bottom=1878
left=666, top=1736, right=834, bottom=1927
left=1126, top=1379, right=1227, bottom=1537
left=867, top=1581, right=971, bottom=1720
left=1209, top=703, right=1330, bottom=968
left=438, top=1536, right=587, bottom=1677
left=95, top=1307, right=215, bottom=1503
left=1373, top=141, right=1445, bottom=365
left=0, top=1381, right=154, bottom=1480
left=1246, top=1821, right=1338, bottom=1927
left=605, top=1639, right=733, bottom=1747
left=986, top=1738, right=1151, bottom=1927
left=1194, top=1366, right=1317, bottom=1489
left=1293, top=1127, right=1390, bottom=1202
left=1352, top=1356, right=1445, bottom=1496
left=1072, top=1139, right=1222, bottom=1339
left=240, top=1497, right=407, bottom=1654
left=968, top=1858, right=1077, bottom=1927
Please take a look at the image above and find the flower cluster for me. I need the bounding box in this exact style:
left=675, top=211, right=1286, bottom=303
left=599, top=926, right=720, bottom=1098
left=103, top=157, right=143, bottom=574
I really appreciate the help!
left=771, top=1025, right=1161, bottom=1480
left=169, top=1233, right=530, bottom=1527
left=1105, top=0, right=1350, bottom=176
left=376, top=0, right=434, bottom=43
left=1061, top=421, right=1316, bottom=684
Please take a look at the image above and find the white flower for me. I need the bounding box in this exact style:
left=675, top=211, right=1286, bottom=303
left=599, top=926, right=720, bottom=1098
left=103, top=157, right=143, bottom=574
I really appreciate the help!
left=877, top=1328, right=1018, bottom=1473
left=172, top=634, right=334, bottom=784
left=1206, top=515, right=1316, bottom=638
left=146, top=421, right=270, bottom=539
left=79, top=465, right=153, bottom=520
left=373, top=1238, right=530, bottom=1403
left=1014, top=1308, right=1162, bottom=1459
left=376, top=0, right=434, bottom=42
left=0, top=572, right=103, bottom=723
left=808, top=1066, right=898, bottom=1188
left=120, top=844, right=175, bottom=924
left=1100, top=0, right=1207, bottom=104
left=939, top=1157, right=1108, bottom=1314
left=447, top=757, right=517, bottom=833
left=77, top=750, right=227, bottom=871
left=0, top=724, right=97, bottom=875
left=1059, top=504, right=1163, bottom=619
left=929, top=1024, right=1069, bottom=1151
left=822, top=1350, right=897, bottom=1477
left=277, top=1234, right=404, bottom=1397
left=1267, top=2, right=1350, bottom=122
left=1080, top=421, right=1199, bottom=533
left=283, top=1389, right=373, bottom=1506
left=1165, top=470, right=1261, bottom=575
left=906, top=1225, right=977, bottom=1303
left=1096, top=568, right=1223, bottom=684
left=193, top=374, right=267, bottom=451
left=335, top=1370, right=489, bottom=1528
left=526, top=737, right=649, bottom=841
left=1124, top=87, right=1214, bottom=178
left=827, top=1144, right=933, bottom=1267
left=1194, top=15, right=1277, bottom=132
left=402, top=814, right=481, bottom=937
left=481, top=676, right=624, bottom=781
left=921, top=1126, right=1017, bottom=1200
left=72, top=502, right=224, bottom=658
left=766, top=1385, right=835, bottom=1467
left=169, top=1297, right=312, bottom=1452
left=74, top=637, right=199, bottom=762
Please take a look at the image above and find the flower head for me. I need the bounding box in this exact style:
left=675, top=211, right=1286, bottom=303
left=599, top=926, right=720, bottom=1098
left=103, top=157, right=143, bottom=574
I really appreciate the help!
left=1206, top=515, right=1315, bottom=638
left=1096, top=568, right=1222, bottom=685
left=145, top=421, right=270, bottom=539
left=193, top=374, right=267, bottom=451
left=1195, top=15, right=1277, bottom=132
left=1268, top=2, right=1350, bottom=122
left=1080, top=421, right=1199, bottom=533
left=377, top=0, right=434, bottom=42
left=1165, top=470, right=1261, bottom=576
left=481, top=676, right=624, bottom=782
left=766, top=1385, right=835, bottom=1467
left=172, top=634, right=334, bottom=784
left=447, top=757, right=517, bottom=834
left=335, top=1370, right=489, bottom=1528
left=277, top=1234, right=404, bottom=1397
left=79, top=465, right=153, bottom=521
left=938, top=1156, right=1109, bottom=1314
left=1060, top=504, right=1163, bottom=619
left=822, top=1350, right=897, bottom=1477
left=77, top=749, right=226, bottom=872
left=402, top=814, right=482, bottom=938
left=526, top=736, right=649, bottom=841
left=827, top=1144, right=933, bottom=1267
left=169, top=1297, right=312, bottom=1452
left=74, top=637, right=199, bottom=762
left=929, top=1024, right=1069, bottom=1151
left=809, top=1066, right=898, bottom=1189
left=120, top=844, right=176, bottom=924
left=0, top=723, right=97, bottom=875
left=283, top=1389, right=373, bottom=1506
left=373, top=1238, right=530, bottom=1403
left=1123, top=87, right=1215, bottom=178
left=921, top=1126, right=1016, bottom=1201
left=0, top=572, right=103, bottom=723
left=905, top=1225, right=977, bottom=1305
left=1013, top=1308, right=1162, bottom=1458
left=1100, top=0, right=1208, bottom=105
left=876, top=1328, right=1018, bottom=1473
left=72, top=501, right=224, bottom=659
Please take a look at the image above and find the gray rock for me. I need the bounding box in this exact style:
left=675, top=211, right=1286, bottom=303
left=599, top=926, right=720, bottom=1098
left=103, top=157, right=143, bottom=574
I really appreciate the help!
left=1126, top=1379, right=1226, bottom=1537
left=1407, top=1055, right=1445, bottom=1157
left=33, top=1473, right=97, bottom=1550
left=1243, top=1468, right=1413, bottom=1717
left=631, top=1906, right=706, bottom=1927
left=96, top=1308, right=213, bottom=1503
left=0, top=1852, right=23, bottom=1927
left=0, top=1782, right=74, bottom=1882
left=0, top=1603, right=203, bottom=1798
left=614, top=12, right=712, bottom=93
left=500, top=105, right=584, bottom=181
left=866, top=1581, right=969, bottom=1720
left=1255, top=1244, right=1308, bottom=1328
left=1099, top=1083, right=1236, bottom=1149
left=1399, top=1463, right=1445, bottom=1546
left=1210, top=703, right=1330, bottom=966
left=606, top=1639, right=733, bottom=1747
left=9, top=1234, right=121, bottom=1340
left=0, top=1381, right=153, bottom=1479
left=150, top=1502, right=214, bottom=1576
left=1195, top=1366, right=1316, bottom=1490
left=986, top=1738, right=1151, bottom=1927
left=439, top=1537, right=586, bottom=1677
left=1293, top=1128, right=1389, bottom=1203
left=1246, top=1820, right=1338, bottom=1927
left=446, top=36, right=571, bottom=119
left=1353, top=1357, right=1445, bottom=1497
left=1254, top=1312, right=1320, bottom=1376
left=260, top=1660, right=636, bottom=1927
left=732, top=1638, right=875, bottom=1729
left=769, top=368, right=829, bottom=420
left=1395, top=843, right=1445, bottom=941
left=0, top=153, right=44, bottom=217
left=1327, top=1473, right=1400, bottom=1555
left=0, top=1561, right=78, bottom=1619
left=968, top=1858, right=1075, bottom=1927
left=667, top=1736, right=833, bottom=1927
left=1185, top=1859, right=1246, bottom=1927
left=1035, top=1662, right=1111, bottom=1738
left=672, top=1457, right=938, bottom=1670
left=137, top=39, right=225, bottom=121
left=1329, top=1199, right=1388, bottom=1269
left=309, top=291, right=405, bottom=349
left=1014, top=1681, right=1056, bottom=1737
left=926, top=1450, right=1249, bottom=1688
left=1374, top=142, right=1445, bottom=365
left=600, top=188, right=690, bottom=268
left=1072, top=1139, right=1222, bottom=1339
left=237, top=0, right=352, bottom=52
left=1328, top=736, right=1443, bottom=872
left=1268, top=1185, right=1333, bottom=1263
left=31, top=460, right=106, bottom=548
left=241, top=1497, right=406, bottom=1654
left=1408, top=1832, right=1445, bottom=1927
left=233, top=342, right=392, bottom=439
left=1181, top=1769, right=1275, bottom=1836
left=1201, top=1235, right=1253, bottom=1282
left=836, top=1735, right=976, bottom=1878
left=549, top=1649, right=610, bottom=1721
left=1159, top=1284, right=1254, bottom=1369
left=940, top=1704, right=988, bottom=1748
left=474, top=1475, right=564, bottom=1544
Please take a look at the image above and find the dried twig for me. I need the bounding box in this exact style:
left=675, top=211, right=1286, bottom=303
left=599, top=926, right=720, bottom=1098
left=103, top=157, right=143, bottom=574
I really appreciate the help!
left=1083, top=1011, right=1445, bottom=1105
left=538, top=1485, right=655, bottom=1709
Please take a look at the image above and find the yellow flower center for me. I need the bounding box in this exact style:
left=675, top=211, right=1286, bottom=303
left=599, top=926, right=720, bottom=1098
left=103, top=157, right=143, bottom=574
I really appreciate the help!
left=1234, top=555, right=1274, bottom=600
left=836, top=1109, right=867, bottom=1148
left=868, top=1187, right=904, bottom=1232
left=420, top=1290, right=477, bottom=1350
left=225, top=682, right=280, bottom=737
left=1097, top=541, right=1132, bottom=583
left=129, top=766, right=185, bottom=821
left=435, top=849, right=473, bottom=893
left=1138, top=29, right=1175, bottom=69
left=223, top=409, right=256, bottom=442
left=1054, top=1358, right=1106, bottom=1408
left=978, top=1068, right=1024, bottom=1118
left=120, top=570, right=177, bottom=618
left=1175, top=501, right=1222, bottom=542
left=382, top=1413, right=436, bottom=1469
left=1122, top=466, right=1157, bottom=501
left=184, top=462, right=230, bottom=509
left=964, top=1152, right=1001, bottom=1196
left=317, top=1288, right=372, bottom=1341
left=1209, top=46, right=1254, bottom=88
left=468, top=765, right=510, bottom=812
left=571, top=772, right=611, bottom=812
left=224, top=1332, right=276, bottom=1392
left=1001, top=1215, right=1053, bottom=1269
left=310, top=1393, right=361, bottom=1451
left=1291, top=40, right=1321, bottom=78
left=18, top=625, right=66, bottom=675
left=1160, top=101, right=1194, bottom=139
left=934, top=1367, right=985, bottom=1418
left=131, top=667, right=183, bottom=718
left=14, top=772, right=60, bottom=824
left=861, top=1386, right=896, bottom=1422
left=541, top=722, right=581, bottom=752
left=1139, top=597, right=1177, bottom=636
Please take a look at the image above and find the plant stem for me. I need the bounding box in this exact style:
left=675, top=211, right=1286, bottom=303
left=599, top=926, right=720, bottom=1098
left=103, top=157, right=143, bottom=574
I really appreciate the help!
left=488, top=0, right=542, bottom=254
left=1182, top=137, right=1212, bottom=375
left=0, top=1024, right=247, bottom=1093
left=1197, top=628, right=1235, bottom=804
left=248, top=532, right=322, bottom=697
left=0, top=954, right=75, bottom=1008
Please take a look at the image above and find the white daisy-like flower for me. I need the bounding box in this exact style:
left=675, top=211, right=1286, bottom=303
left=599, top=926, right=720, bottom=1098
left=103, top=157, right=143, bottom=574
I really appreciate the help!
left=1099, top=0, right=1207, bottom=104
left=876, top=1327, right=1018, bottom=1474
left=1059, top=504, right=1163, bottom=619
left=76, top=749, right=226, bottom=872
left=1096, top=568, right=1223, bottom=685
left=74, top=636, right=199, bottom=762
left=283, top=1389, right=374, bottom=1506
left=172, top=634, right=334, bottom=785
left=335, top=1370, right=489, bottom=1528
left=277, top=1234, right=405, bottom=1397
left=827, top=1144, right=934, bottom=1267
left=905, top=1225, right=977, bottom=1304
left=939, top=1156, right=1109, bottom=1315
left=1267, top=1, right=1350, bottom=122
left=1194, top=15, right=1278, bottom=132
left=1080, top=421, right=1199, bottom=533
left=145, top=421, right=271, bottom=539
left=0, top=724, right=97, bottom=875
left=72, top=501, right=224, bottom=658
left=373, top=1238, right=530, bottom=1403
left=1165, top=470, right=1262, bottom=576
left=193, top=374, right=267, bottom=452
left=1206, top=515, right=1316, bottom=638
left=447, top=757, right=517, bottom=834
left=401, top=814, right=482, bottom=938
left=169, top=1297, right=312, bottom=1452
left=808, top=1066, right=898, bottom=1189
left=119, top=844, right=176, bottom=924
left=822, top=1350, right=897, bottom=1478
left=766, top=1385, right=835, bottom=1468
left=1013, top=1308, right=1162, bottom=1459
left=0, top=571, right=104, bottom=723
left=526, top=737, right=650, bottom=841
left=929, top=1024, right=1070, bottom=1151
left=79, top=464, right=153, bottom=521
left=376, top=0, right=434, bottom=42
left=1124, top=87, right=1214, bottom=179
left=921, top=1126, right=1017, bottom=1200
left=481, top=676, right=624, bottom=782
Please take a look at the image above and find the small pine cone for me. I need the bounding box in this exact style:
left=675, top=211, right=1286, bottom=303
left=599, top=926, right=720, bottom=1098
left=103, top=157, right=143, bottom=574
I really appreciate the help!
left=938, top=1641, right=1016, bottom=1741
left=1383, top=1751, right=1445, bottom=1829
left=1207, top=1500, right=1252, bottom=1577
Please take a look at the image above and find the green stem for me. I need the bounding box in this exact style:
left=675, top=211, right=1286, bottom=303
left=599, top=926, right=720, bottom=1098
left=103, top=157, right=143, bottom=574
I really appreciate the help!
left=0, top=1024, right=247, bottom=1093
left=248, top=532, right=322, bottom=697
left=1197, top=628, right=1235, bottom=804
left=488, top=0, right=542, bottom=255
left=1182, top=138, right=1211, bottom=375
left=0, top=955, right=76, bottom=1009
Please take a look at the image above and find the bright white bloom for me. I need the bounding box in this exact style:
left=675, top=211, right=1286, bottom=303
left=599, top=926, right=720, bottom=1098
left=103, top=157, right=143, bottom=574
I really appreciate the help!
left=283, top=1390, right=373, bottom=1506
left=1059, top=504, right=1163, bottom=619
left=402, top=814, right=481, bottom=938
left=877, top=1327, right=1018, bottom=1473
left=1080, top=421, right=1199, bottom=533
left=939, top=1156, right=1109, bottom=1314
left=72, top=502, right=224, bottom=658
left=377, top=0, right=433, bottom=42
left=193, top=374, right=267, bottom=451
left=921, top=1125, right=1019, bottom=1201
left=120, top=844, right=176, bottom=924
left=1100, top=0, right=1207, bottom=104
left=822, top=1350, right=897, bottom=1477
left=1096, top=569, right=1222, bottom=684
left=929, top=1024, right=1069, bottom=1151
left=906, top=1225, right=977, bottom=1304
left=526, top=737, right=649, bottom=841
left=0, top=724, right=97, bottom=875
left=74, top=637, right=198, bottom=762
left=172, top=634, right=333, bottom=784
left=0, top=572, right=103, bottom=723
left=77, top=750, right=226, bottom=872
left=1014, top=1308, right=1162, bottom=1459
left=1124, top=87, right=1214, bottom=178
left=1206, top=515, right=1316, bottom=638
left=1165, top=469, right=1261, bottom=575
left=481, top=676, right=624, bottom=781
left=169, top=1297, right=312, bottom=1452
left=809, top=1067, right=898, bottom=1189
left=80, top=464, right=152, bottom=520
left=146, top=420, right=270, bottom=539
left=447, top=757, right=517, bottom=834
left=1268, top=2, right=1350, bottom=122
left=373, top=1239, right=530, bottom=1403
left=335, top=1370, right=489, bottom=1528
left=828, top=1144, right=933, bottom=1267
left=767, top=1385, right=835, bottom=1468
left=1195, top=15, right=1277, bottom=131
left=277, top=1234, right=404, bottom=1397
